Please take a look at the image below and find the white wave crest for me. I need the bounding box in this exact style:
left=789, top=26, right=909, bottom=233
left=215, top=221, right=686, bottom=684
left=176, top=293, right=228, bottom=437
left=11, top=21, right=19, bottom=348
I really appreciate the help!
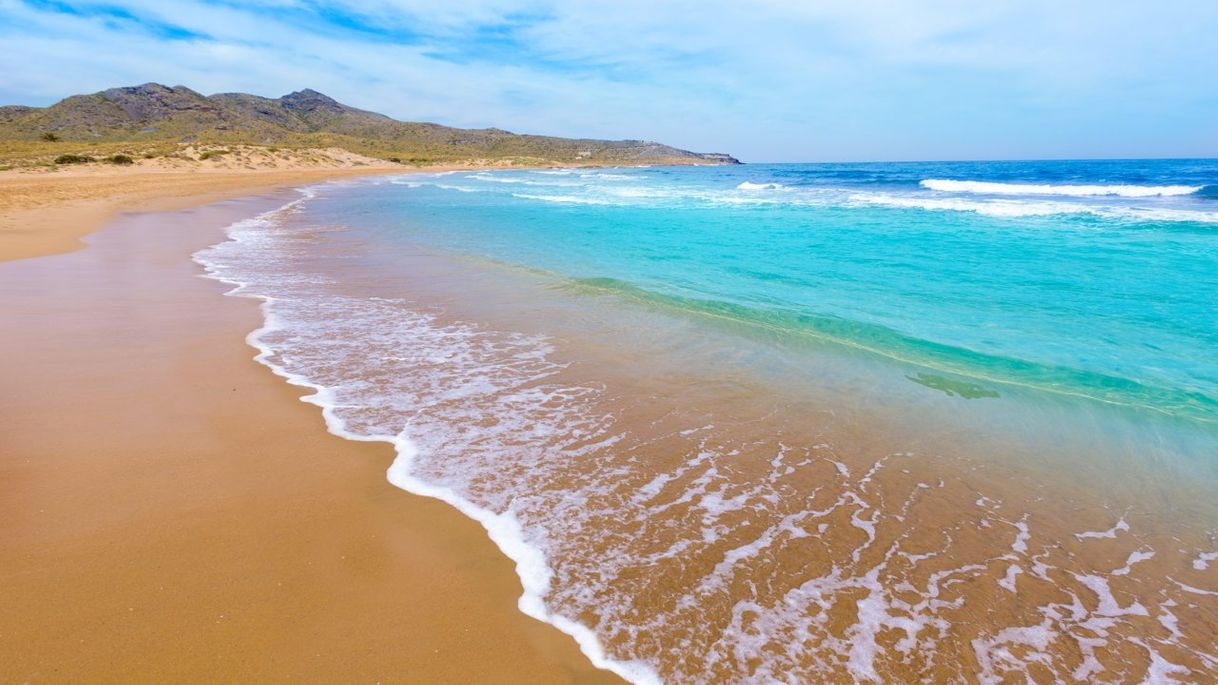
left=737, top=181, right=785, bottom=190
left=921, top=179, right=1202, bottom=197
left=580, top=172, right=637, bottom=181
left=512, top=193, right=613, bottom=205
left=852, top=193, right=1089, bottom=218
left=853, top=192, right=1218, bottom=223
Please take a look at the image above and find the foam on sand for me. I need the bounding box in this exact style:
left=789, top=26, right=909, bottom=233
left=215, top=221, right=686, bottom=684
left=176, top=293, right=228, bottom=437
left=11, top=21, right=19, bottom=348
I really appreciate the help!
left=194, top=188, right=660, bottom=685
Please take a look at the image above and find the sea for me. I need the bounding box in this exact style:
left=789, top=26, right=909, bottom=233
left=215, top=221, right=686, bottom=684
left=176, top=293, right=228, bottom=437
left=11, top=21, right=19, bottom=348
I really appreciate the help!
left=196, top=159, right=1218, bottom=683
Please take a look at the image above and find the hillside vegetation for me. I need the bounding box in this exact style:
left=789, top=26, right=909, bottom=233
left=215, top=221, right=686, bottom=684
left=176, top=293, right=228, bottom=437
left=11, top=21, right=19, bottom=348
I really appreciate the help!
left=0, top=83, right=739, bottom=169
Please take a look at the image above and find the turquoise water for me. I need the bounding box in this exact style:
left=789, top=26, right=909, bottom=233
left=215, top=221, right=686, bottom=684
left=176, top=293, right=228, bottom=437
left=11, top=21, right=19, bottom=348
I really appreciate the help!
left=318, top=160, right=1218, bottom=429
left=199, top=160, right=1218, bottom=682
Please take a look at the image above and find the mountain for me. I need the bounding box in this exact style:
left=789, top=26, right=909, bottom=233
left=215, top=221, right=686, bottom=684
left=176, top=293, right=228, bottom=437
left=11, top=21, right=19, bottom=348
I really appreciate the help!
left=0, top=83, right=739, bottom=165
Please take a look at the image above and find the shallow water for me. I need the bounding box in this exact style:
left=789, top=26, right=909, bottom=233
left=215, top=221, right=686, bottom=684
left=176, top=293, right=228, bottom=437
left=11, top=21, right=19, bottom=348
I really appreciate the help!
left=197, top=161, right=1218, bottom=683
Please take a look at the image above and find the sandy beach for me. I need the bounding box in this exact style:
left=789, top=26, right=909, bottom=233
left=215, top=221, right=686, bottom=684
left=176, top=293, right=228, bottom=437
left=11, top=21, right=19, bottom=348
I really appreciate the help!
left=0, top=167, right=621, bottom=683
left=6, top=5, right=1214, bottom=680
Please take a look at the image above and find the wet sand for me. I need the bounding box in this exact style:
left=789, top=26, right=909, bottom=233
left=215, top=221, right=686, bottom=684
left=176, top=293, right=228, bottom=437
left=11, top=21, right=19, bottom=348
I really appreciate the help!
left=0, top=189, right=621, bottom=682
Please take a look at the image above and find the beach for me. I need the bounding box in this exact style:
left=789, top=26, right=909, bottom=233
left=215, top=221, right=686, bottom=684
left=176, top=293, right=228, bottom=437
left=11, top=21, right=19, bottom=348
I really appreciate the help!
left=4, top=161, right=1217, bottom=683
left=0, top=167, right=622, bottom=683
left=5, top=2, right=1213, bottom=681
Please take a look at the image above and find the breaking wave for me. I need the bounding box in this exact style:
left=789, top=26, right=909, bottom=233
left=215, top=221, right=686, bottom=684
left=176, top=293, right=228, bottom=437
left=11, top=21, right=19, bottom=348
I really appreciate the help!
left=921, top=179, right=1203, bottom=197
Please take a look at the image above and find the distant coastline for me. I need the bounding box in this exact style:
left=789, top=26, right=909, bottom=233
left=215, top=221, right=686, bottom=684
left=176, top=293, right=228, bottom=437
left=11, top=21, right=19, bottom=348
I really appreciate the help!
left=0, top=83, right=740, bottom=171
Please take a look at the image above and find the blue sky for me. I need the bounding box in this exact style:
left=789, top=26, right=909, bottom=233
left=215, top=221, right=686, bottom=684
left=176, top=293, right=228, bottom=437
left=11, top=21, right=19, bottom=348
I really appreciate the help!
left=2, top=0, right=1216, bottom=161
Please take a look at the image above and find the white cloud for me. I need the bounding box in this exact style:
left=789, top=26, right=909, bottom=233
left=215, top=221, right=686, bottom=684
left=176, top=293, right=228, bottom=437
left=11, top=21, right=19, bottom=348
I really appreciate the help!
left=2, top=0, right=1216, bottom=160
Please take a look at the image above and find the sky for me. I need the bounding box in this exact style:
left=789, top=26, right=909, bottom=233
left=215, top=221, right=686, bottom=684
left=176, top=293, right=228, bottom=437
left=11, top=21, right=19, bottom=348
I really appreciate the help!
left=1, top=0, right=1216, bottom=162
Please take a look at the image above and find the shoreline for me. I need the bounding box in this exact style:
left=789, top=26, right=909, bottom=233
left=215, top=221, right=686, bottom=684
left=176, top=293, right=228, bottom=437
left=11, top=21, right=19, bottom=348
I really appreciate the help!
left=216, top=170, right=1218, bottom=681
left=0, top=171, right=624, bottom=682
left=193, top=188, right=659, bottom=683
left=9, top=164, right=1216, bottom=681
left=1, top=164, right=429, bottom=262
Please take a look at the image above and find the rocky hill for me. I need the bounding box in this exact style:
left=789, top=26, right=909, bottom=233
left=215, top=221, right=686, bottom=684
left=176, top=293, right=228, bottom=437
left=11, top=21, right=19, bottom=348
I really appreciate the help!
left=0, top=83, right=739, bottom=166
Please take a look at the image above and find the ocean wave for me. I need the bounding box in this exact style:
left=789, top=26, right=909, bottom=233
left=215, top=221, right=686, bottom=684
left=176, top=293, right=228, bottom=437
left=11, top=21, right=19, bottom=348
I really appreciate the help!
left=193, top=192, right=661, bottom=685
left=854, top=192, right=1218, bottom=223
left=580, top=172, right=638, bottom=181
left=389, top=172, right=1218, bottom=223
left=852, top=193, right=1089, bottom=218
left=921, top=179, right=1202, bottom=197
left=512, top=192, right=615, bottom=205
left=468, top=172, right=582, bottom=187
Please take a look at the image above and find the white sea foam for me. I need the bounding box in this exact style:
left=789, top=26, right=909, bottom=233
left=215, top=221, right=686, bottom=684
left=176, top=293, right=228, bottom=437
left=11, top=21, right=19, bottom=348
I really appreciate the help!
left=852, top=192, right=1089, bottom=218
left=385, top=437, right=663, bottom=685
left=1134, top=637, right=1192, bottom=683
left=972, top=621, right=1056, bottom=685
left=580, top=172, right=637, bottom=181
left=1193, top=551, right=1218, bottom=570
left=1011, top=516, right=1031, bottom=554
left=511, top=193, right=614, bottom=205
left=193, top=188, right=661, bottom=685
left=1113, top=549, right=1155, bottom=576
left=998, top=564, right=1022, bottom=592
left=468, top=172, right=583, bottom=187
left=469, top=172, right=520, bottom=183
left=392, top=170, right=1218, bottom=224
left=852, top=192, right=1218, bottom=223
left=1075, top=516, right=1130, bottom=540
left=1075, top=574, right=1149, bottom=617
left=1172, top=579, right=1218, bottom=597
left=921, top=179, right=1202, bottom=197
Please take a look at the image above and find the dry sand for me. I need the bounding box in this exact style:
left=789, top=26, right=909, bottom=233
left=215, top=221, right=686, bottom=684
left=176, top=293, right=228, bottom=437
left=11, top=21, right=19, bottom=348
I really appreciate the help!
left=2, top=156, right=409, bottom=262
left=0, top=168, right=621, bottom=683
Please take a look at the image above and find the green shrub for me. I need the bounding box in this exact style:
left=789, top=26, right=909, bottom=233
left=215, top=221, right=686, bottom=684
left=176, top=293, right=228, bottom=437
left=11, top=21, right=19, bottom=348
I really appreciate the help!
left=41, top=132, right=59, bottom=142
left=199, top=149, right=230, bottom=161
left=106, top=154, right=134, bottom=165
left=53, top=154, right=93, bottom=164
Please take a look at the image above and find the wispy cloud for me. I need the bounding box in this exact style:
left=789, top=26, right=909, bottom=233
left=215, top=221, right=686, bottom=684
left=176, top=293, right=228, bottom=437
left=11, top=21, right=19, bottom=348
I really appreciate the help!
left=2, top=0, right=1216, bottom=160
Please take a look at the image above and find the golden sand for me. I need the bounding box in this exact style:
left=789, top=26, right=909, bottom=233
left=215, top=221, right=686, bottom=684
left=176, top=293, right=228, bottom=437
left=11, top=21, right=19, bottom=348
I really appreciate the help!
left=1, top=155, right=421, bottom=262
left=0, top=168, right=621, bottom=683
